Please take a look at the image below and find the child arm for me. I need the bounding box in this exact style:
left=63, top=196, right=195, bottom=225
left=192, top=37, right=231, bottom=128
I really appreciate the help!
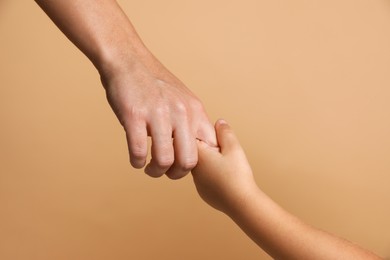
left=191, top=120, right=382, bottom=260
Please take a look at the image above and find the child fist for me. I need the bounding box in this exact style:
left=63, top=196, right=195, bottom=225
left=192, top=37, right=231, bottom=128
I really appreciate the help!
left=191, top=120, right=258, bottom=215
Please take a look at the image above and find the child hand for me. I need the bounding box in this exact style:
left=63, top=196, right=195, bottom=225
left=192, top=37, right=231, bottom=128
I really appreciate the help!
left=192, top=120, right=382, bottom=260
left=191, top=120, right=259, bottom=215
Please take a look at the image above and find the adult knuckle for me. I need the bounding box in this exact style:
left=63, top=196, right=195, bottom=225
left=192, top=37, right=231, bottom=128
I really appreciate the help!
left=180, top=158, right=198, bottom=171
left=131, top=146, right=147, bottom=160
left=174, top=101, right=188, bottom=116
left=155, top=104, right=170, bottom=117
left=128, top=106, right=146, bottom=121
left=155, top=155, right=174, bottom=169
left=190, top=98, right=204, bottom=112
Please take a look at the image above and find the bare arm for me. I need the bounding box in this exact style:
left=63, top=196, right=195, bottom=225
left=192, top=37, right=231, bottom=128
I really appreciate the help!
left=35, top=0, right=142, bottom=73
left=192, top=120, right=382, bottom=259
left=35, top=0, right=217, bottom=179
left=232, top=187, right=381, bottom=259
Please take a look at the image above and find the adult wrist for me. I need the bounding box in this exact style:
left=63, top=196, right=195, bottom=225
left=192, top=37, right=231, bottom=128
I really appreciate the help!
left=95, top=39, right=149, bottom=82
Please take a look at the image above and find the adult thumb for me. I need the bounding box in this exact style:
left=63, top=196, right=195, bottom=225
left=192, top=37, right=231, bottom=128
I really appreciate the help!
left=197, top=119, right=218, bottom=148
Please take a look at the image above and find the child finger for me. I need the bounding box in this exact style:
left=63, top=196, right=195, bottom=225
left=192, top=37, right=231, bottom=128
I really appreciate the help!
left=215, top=119, right=241, bottom=155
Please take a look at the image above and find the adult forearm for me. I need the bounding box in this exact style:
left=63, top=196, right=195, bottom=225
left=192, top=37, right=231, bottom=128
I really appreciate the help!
left=35, top=0, right=148, bottom=75
left=230, top=188, right=381, bottom=259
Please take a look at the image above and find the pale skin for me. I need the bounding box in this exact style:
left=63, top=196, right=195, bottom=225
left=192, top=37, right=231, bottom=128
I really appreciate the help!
left=35, top=0, right=217, bottom=179
left=33, top=2, right=381, bottom=257
left=192, top=120, right=382, bottom=260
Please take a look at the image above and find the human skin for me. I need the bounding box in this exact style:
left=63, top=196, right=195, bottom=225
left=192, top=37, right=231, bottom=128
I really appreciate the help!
left=34, top=0, right=217, bottom=179
left=192, top=120, right=382, bottom=260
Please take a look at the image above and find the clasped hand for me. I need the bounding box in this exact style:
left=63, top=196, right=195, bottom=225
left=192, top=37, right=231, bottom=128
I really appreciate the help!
left=101, top=53, right=217, bottom=179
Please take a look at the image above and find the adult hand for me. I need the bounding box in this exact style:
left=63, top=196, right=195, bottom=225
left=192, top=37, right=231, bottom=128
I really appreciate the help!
left=35, top=0, right=217, bottom=179
left=101, top=52, right=217, bottom=179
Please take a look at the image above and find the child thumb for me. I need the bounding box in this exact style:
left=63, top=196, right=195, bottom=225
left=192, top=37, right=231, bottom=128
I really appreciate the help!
left=215, top=119, right=240, bottom=154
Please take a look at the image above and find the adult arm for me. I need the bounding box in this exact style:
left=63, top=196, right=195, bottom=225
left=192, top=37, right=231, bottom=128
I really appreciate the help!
left=35, top=0, right=217, bottom=179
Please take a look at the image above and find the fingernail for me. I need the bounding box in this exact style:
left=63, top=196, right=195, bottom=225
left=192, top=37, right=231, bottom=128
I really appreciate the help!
left=218, top=119, right=227, bottom=125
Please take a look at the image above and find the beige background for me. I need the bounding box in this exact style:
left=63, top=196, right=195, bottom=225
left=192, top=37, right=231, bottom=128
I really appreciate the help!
left=1, top=0, right=389, bottom=259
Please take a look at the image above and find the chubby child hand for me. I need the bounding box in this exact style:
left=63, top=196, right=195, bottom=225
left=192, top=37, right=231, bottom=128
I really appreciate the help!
left=191, top=119, right=259, bottom=215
